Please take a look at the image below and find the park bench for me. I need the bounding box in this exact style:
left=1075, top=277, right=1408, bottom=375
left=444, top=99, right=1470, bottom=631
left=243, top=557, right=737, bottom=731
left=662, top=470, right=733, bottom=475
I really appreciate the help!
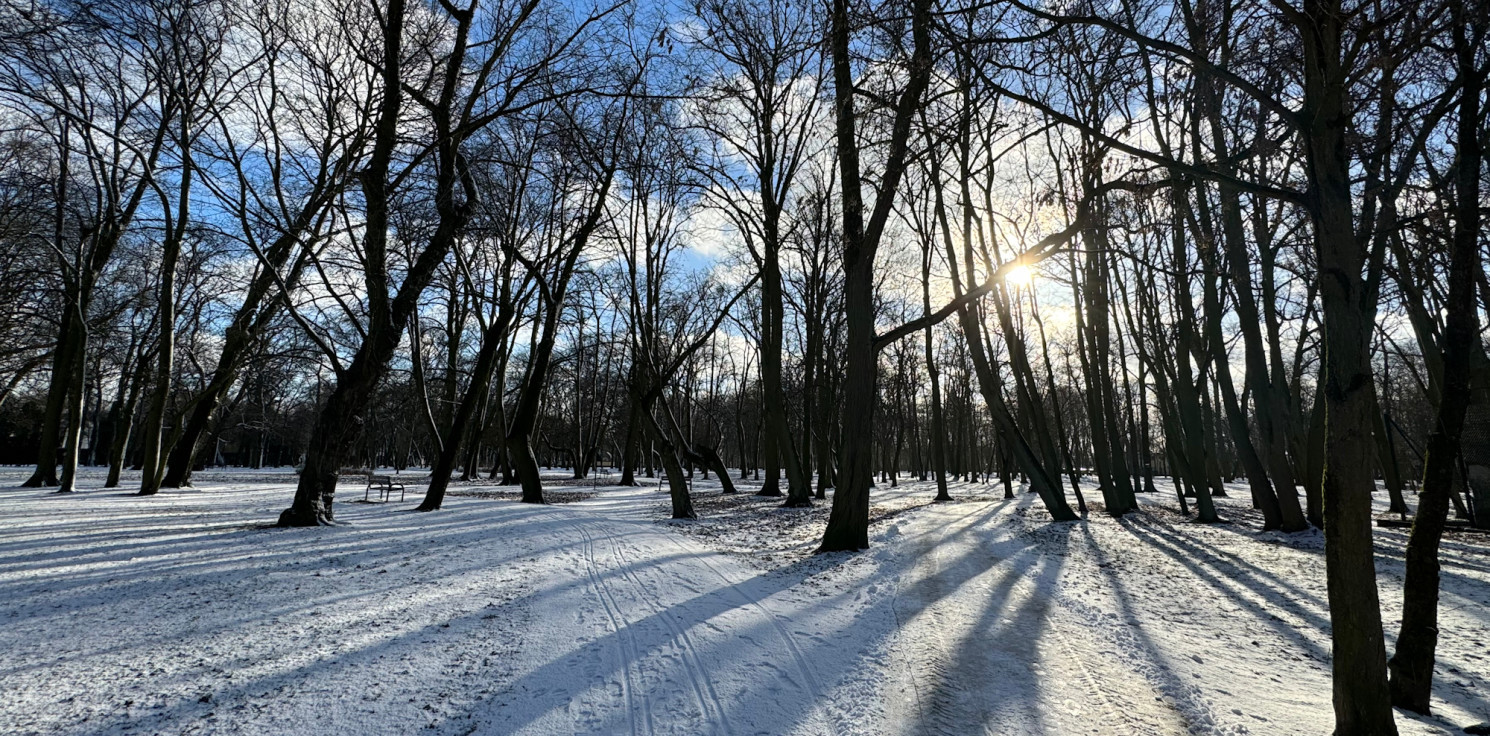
left=364, top=472, right=405, bottom=503
left=336, top=468, right=406, bottom=503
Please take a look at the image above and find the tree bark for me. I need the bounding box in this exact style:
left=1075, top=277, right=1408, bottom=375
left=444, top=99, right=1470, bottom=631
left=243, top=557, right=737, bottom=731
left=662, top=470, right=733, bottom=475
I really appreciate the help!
left=419, top=290, right=515, bottom=511
left=1300, top=0, right=1397, bottom=728
left=818, top=0, right=935, bottom=551
left=1389, top=11, right=1483, bottom=713
left=138, top=159, right=190, bottom=496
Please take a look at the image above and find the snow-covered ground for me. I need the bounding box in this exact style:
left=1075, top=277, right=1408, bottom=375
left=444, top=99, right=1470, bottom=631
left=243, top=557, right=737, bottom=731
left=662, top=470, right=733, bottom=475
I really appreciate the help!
left=0, top=467, right=1485, bottom=735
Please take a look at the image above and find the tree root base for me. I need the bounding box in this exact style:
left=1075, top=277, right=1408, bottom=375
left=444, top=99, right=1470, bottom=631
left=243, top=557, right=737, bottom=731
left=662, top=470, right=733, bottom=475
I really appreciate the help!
left=276, top=508, right=335, bottom=527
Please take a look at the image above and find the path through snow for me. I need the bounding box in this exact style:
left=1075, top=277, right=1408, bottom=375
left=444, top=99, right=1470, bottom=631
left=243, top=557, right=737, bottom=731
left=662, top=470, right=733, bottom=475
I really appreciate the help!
left=0, top=468, right=1485, bottom=735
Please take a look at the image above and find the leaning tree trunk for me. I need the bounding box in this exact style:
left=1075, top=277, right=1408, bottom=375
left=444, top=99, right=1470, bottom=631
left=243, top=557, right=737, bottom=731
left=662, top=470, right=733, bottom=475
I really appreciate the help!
left=655, top=394, right=736, bottom=496
left=163, top=221, right=317, bottom=488
left=1201, top=239, right=1287, bottom=525
left=1301, top=2, right=1398, bottom=727
left=281, top=0, right=472, bottom=525
left=1388, top=14, right=1482, bottom=713
left=24, top=126, right=86, bottom=490
left=926, top=147, right=1069, bottom=517
left=1083, top=234, right=1136, bottom=514
left=507, top=320, right=560, bottom=505
left=419, top=302, right=513, bottom=511
left=23, top=299, right=76, bottom=488
left=505, top=168, right=613, bottom=504
left=642, top=403, right=695, bottom=519
left=1195, top=58, right=1308, bottom=530
left=280, top=332, right=405, bottom=525
left=956, top=301, right=1073, bottom=519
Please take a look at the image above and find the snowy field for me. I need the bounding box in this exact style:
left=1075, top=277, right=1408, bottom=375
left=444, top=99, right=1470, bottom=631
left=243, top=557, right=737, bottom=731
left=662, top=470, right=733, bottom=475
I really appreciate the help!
left=1, top=467, right=1486, bottom=735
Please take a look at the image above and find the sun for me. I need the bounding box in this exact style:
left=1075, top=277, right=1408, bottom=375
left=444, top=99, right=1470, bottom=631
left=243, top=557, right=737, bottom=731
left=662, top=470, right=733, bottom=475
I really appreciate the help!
left=1004, top=263, right=1035, bottom=288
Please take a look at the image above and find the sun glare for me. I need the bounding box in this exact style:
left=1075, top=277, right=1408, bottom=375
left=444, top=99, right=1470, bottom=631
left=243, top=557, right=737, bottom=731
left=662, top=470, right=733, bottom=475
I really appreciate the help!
left=1004, top=263, right=1035, bottom=287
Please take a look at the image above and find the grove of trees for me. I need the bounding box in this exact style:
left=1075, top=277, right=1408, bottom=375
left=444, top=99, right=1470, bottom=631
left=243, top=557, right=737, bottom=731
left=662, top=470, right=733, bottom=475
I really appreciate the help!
left=0, top=0, right=1484, bottom=732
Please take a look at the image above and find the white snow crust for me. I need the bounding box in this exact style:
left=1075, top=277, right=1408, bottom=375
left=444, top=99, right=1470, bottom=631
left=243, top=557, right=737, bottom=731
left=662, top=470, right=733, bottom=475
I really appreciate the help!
left=0, top=467, right=1484, bottom=735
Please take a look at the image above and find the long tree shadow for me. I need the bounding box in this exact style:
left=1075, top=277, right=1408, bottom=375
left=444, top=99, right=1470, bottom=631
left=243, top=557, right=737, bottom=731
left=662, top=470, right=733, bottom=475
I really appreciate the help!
left=67, top=590, right=537, bottom=735
left=1120, top=518, right=1333, bottom=663
left=1127, top=512, right=1490, bottom=726
left=904, top=513, right=1067, bottom=735
left=454, top=499, right=1030, bottom=735
left=0, top=500, right=568, bottom=603
left=0, top=497, right=588, bottom=692
left=1078, top=522, right=1251, bottom=732
left=30, top=479, right=1414, bottom=735
left=418, top=535, right=860, bottom=734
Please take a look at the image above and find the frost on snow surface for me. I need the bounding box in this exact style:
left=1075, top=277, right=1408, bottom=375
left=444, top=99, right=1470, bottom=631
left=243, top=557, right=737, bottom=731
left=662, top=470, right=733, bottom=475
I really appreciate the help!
left=0, top=467, right=1485, bottom=735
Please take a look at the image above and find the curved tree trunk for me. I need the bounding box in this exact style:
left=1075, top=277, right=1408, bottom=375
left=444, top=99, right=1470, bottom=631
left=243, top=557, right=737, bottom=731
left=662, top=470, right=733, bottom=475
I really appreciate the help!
left=1389, top=16, right=1482, bottom=712
left=419, top=300, right=513, bottom=511
left=641, top=401, right=695, bottom=519
left=280, top=330, right=408, bottom=526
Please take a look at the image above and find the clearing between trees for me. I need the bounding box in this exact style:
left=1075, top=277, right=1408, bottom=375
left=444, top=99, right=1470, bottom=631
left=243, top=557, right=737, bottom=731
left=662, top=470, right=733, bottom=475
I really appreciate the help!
left=1, top=468, right=1484, bottom=735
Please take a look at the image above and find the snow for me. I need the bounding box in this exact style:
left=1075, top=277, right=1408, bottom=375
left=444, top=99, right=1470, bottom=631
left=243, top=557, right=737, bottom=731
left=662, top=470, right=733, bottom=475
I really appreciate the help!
left=0, top=467, right=1485, bottom=735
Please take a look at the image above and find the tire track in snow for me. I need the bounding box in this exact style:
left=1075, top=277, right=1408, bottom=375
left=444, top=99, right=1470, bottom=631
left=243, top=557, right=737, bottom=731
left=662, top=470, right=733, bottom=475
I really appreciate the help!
left=560, top=490, right=835, bottom=734
left=1034, top=518, right=1217, bottom=734
left=887, top=500, right=1182, bottom=736
left=573, top=519, right=647, bottom=736
left=1043, top=596, right=1155, bottom=734
left=669, top=533, right=825, bottom=701
left=1047, top=589, right=1218, bottom=734
left=905, top=533, right=962, bottom=735
left=887, top=504, right=1010, bottom=736
left=578, top=517, right=733, bottom=736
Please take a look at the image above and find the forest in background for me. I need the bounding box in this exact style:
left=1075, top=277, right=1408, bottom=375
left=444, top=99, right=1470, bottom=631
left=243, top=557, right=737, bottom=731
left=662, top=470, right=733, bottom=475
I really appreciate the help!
left=0, top=0, right=1485, bottom=732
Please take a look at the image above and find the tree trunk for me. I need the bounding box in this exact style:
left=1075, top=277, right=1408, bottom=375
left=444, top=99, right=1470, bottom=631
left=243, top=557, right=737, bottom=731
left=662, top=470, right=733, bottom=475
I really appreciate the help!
left=820, top=249, right=877, bottom=550
left=56, top=317, right=88, bottom=493
left=620, top=397, right=641, bottom=486
left=138, top=203, right=186, bottom=496
left=818, top=0, right=934, bottom=551
left=1388, top=14, right=1482, bottom=713
left=419, top=298, right=514, bottom=511
left=643, top=401, right=695, bottom=518
left=1165, top=186, right=1220, bottom=522
left=23, top=300, right=75, bottom=488
left=924, top=286, right=950, bottom=502
left=1301, top=1, right=1397, bottom=727
left=280, top=335, right=404, bottom=525
left=763, top=229, right=811, bottom=506
left=1371, top=388, right=1409, bottom=514
left=1303, top=362, right=1327, bottom=527
left=106, top=346, right=151, bottom=488
left=282, top=0, right=470, bottom=524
